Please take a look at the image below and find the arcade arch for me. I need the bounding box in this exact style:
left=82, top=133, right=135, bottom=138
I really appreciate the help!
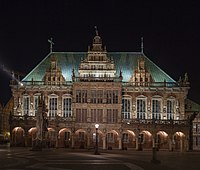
left=12, top=127, right=25, bottom=146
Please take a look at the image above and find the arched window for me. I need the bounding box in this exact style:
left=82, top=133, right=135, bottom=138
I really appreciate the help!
left=167, top=99, right=175, bottom=119
left=23, top=95, right=30, bottom=115
left=48, top=94, right=58, bottom=117
left=33, top=94, right=40, bottom=116
left=152, top=97, right=162, bottom=119
left=122, top=96, right=131, bottom=119
left=62, top=95, right=72, bottom=118
left=136, top=96, right=146, bottom=119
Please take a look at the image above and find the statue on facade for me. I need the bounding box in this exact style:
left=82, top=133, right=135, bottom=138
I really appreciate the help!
left=31, top=94, right=48, bottom=150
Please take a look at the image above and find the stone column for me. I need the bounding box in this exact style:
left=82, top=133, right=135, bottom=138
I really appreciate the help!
left=118, top=136, right=122, bottom=150
left=136, top=136, right=139, bottom=150
left=71, top=134, right=75, bottom=148
left=24, top=129, right=28, bottom=147
left=87, top=134, right=90, bottom=148
left=168, top=138, right=172, bottom=151
left=180, top=139, right=183, bottom=152
left=152, top=136, right=155, bottom=148
left=102, top=136, right=106, bottom=150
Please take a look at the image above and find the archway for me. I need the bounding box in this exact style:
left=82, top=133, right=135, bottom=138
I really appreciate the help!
left=106, top=130, right=119, bottom=149
left=74, top=129, right=87, bottom=149
left=47, top=128, right=56, bottom=148
left=173, top=131, right=186, bottom=151
left=58, top=128, right=71, bottom=148
left=28, top=127, right=37, bottom=147
left=91, top=128, right=103, bottom=149
left=156, top=131, right=169, bottom=150
left=140, top=130, right=152, bottom=149
left=122, top=130, right=136, bottom=149
left=12, top=127, right=25, bottom=146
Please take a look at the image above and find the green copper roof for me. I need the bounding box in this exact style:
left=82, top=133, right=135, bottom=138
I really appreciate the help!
left=185, top=99, right=200, bottom=112
left=22, top=52, right=175, bottom=83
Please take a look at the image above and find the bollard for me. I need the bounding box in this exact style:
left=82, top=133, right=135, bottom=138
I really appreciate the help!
left=151, top=147, right=160, bottom=164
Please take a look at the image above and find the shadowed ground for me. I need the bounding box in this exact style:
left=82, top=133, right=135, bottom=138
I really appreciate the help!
left=0, top=147, right=200, bottom=170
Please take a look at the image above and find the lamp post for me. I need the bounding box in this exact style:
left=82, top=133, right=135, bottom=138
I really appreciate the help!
left=94, top=124, right=100, bottom=155
left=151, top=118, right=160, bottom=164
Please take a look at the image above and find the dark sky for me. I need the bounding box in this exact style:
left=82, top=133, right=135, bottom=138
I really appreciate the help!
left=0, top=0, right=200, bottom=105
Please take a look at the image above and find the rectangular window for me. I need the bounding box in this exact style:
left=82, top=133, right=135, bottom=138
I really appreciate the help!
left=49, top=97, right=57, bottom=117
left=64, top=132, right=70, bottom=141
left=91, top=109, right=103, bottom=123
left=113, top=90, right=118, bottom=104
left=76, top=109, right=87, bottom=123
left=76, top=90, right=87, bottom=103
left=106, top=90, right=112, bottom=104
left=122, top=133, right=129, bottom=143
left=79, top=132, right=84, bottom=142
left=113, top=109, right=118, bottom=123
left=63, top=98, right=72, bottom=118
left=82, top=90, right=87, bottom=103
left=76, top=90, right=81, bottom=103
left=91, top=90, right=96, bottom=103
left=137, top=99, right=146, bottom=119
left=97, top=109, right=103, bottom=122
left=91, top=109, right=96, bottom=122
left=97, top=90, right=103, bottom=103
left=107, top=133, right=114, bottom=143
left=107, top=109, right=118, bottom=123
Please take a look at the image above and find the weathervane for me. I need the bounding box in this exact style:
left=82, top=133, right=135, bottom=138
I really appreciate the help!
left=48, top=37, right=54, bottom=53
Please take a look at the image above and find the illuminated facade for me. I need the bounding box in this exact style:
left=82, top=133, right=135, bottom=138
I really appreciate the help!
left=0, top=102, right=3, bottom=140
left=9, top=30, right=192, bottom=151
left=0, top=99, right=12, bottom=143
left=185, top=99, right=200, bottom=150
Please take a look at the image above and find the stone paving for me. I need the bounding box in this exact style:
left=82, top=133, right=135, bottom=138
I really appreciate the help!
left=0, top=146, right=200, bottom=170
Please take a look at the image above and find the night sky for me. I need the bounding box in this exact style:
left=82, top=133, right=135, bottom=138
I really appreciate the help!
left=0, top=0, right=200, bottom=105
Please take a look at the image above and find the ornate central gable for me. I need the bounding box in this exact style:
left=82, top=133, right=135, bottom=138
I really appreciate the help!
left=77, top=28, right=119, bottom=81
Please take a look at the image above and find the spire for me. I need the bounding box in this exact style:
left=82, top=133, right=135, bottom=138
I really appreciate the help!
left=94, top=26, right=98, bottom=36
left=141, top=37, right=144, bottom=53
left=91, top=26, right=103, bottom=51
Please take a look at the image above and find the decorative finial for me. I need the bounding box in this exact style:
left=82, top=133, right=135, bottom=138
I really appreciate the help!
left=94, top=26, right=98, bottom=36
left=184, top=73, right=189, bottom=83
left=48, top=37, right=54, bottom=53
left=141, top=37, right=144, bottom=53
left=72, top=67, right=75, bottom=81
left=120, top=69, right=123, bottom=79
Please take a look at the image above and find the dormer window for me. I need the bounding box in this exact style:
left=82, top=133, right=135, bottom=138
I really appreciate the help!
left=130, top=57, right=153, bottom=85
left=43, top=55, right=65, bottom=85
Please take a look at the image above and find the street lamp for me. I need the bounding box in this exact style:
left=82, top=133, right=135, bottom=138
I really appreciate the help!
left=94, top=124, right=100, bottom=155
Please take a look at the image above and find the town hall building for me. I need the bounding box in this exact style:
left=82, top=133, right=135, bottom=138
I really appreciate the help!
left=9, top=29, right=192, bottom=151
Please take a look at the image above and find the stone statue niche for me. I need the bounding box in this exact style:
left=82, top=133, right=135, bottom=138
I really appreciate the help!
left=31, top=95, right=48, bottom=151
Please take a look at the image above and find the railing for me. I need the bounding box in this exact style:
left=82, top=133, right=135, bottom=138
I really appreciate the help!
left=122, top=118, right=188, bottom=125
left=11, top=115, right=188, bottom=125
left=73, top=76, right=122, bottom=82
left=11, top=115, right=74, bottom=122
left=10, top=80, right=189, bottom=88
left=10, top=81, right=73, bottom=86
left=122, top=82, right=179, bottom=88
